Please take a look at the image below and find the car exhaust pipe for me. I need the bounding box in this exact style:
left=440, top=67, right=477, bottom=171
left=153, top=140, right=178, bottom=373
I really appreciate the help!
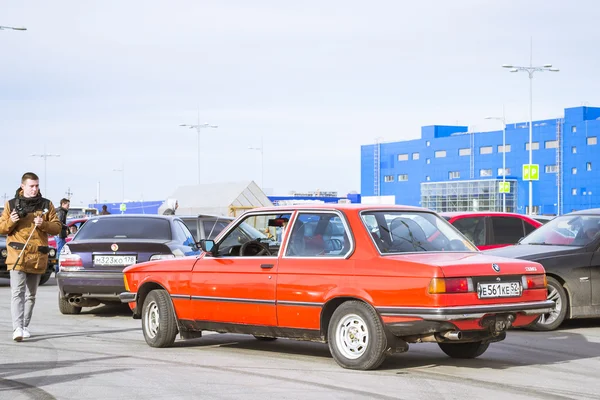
left=441, top=331, right=463, bottom=341
left=68, top=297, right=81, bottom=304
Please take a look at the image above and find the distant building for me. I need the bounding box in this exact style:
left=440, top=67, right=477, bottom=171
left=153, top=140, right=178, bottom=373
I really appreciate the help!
left=361, top=106, right=600, bottom=215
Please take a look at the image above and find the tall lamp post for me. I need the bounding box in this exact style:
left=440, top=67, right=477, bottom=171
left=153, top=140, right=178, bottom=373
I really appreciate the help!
left=248, top=136, right=264, bottom=190
left=180, top=111, right=218, bottom=185
left=485, top=112, right=507, bottom=212
left=30, top=147, right=60, bottom=196
left=502, top=58, right=559, bottom=215
left=113, top=164, right=125, bottom=202
left=0, top=25, right=27, bottom=31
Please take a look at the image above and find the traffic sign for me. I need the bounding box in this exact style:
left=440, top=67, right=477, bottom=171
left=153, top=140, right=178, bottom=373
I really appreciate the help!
left=120, top=203, right=127, bottom=213
left=498, top=181, right=510, bottom=193
left=522, top=164, right=539, bottom=181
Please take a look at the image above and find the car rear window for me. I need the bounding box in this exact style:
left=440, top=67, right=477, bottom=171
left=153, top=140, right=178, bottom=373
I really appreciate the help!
left=75, top=218, right=172, bottom=240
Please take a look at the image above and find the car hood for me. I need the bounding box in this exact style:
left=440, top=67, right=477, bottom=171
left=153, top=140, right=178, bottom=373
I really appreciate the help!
left=386, top=252, right=543, bottom=277
left=483, top=244, right=580, bottom=261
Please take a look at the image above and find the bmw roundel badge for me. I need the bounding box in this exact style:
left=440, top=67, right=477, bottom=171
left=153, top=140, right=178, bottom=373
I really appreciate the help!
left=111, top=243, right=119, bottom=252
left=492, top=263, right=501, bottom=273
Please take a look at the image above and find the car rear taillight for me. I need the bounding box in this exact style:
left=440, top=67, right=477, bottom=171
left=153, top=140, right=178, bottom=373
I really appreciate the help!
left=522, top=274, right=547, bottom=290
left=429, top=277, right=474, bottom=294
left=149, top=254, right=175, bottom=261
left=59, top=254, right=83, bottom=271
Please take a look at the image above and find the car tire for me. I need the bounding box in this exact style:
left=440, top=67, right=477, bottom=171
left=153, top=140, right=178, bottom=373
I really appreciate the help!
left=142, top=289, right=178, bottom=348
left=526, top=276, right=568, bottom=331
left=327, top=300, right=387, bottom=370
left=438, top=341, right=490, bottom=359
left=39, top=271, right=52, bottom=286
left=58, top=294, right=82, bottom=315
left=253, top=335, right=277, bottom=341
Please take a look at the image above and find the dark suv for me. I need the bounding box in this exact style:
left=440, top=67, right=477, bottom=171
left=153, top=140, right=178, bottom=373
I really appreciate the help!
left=1, top=235, right=58, bottom=285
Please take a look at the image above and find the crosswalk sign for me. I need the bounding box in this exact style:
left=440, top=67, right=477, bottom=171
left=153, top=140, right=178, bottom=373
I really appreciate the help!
left=498, top=181, right=510, bottom=193
left=522, top=164, right=539, bottom=181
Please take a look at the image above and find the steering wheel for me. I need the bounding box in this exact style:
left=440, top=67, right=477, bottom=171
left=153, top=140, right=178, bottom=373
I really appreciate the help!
left=239, top=240, right=272, bottom=256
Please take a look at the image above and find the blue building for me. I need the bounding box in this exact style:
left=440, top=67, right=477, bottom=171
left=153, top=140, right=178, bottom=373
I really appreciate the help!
left=361, top=106, right=600, bottom=215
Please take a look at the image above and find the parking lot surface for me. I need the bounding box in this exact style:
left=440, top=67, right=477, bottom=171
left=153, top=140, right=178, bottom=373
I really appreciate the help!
left=1, top=277, right=600, bottom=400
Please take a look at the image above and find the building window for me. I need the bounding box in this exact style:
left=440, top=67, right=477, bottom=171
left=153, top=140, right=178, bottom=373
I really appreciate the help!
left=426, top=176, right=431, bottom=181
left=572, top=188, right=577, bottom=195
left=384, top=175, right=394, bottom=182
left=426, top=158, right=431, bottom=164
left=480, top=169, right=492, bottom=177
left=458, top=148, right=471, bottom=156
left=435, top=150, right=446, bottom=158
left=498, top=144, right=511, bottom=153
left=498, top=168, right=511, bottom=176
left=572, top=167, right=577, bottom=175
left=545, top=140, right=558, bottom=149
left=571, top=126, right=577, bottom=133
left=398, top=174, right=408, bottom=181
left=449, top=171, right=460, bottom=179
left=587, top=162, right=592, bottom=171
left=525, top=142, right=540, bottom=151
left=587, top=136, right=597, bottom=146
left=412, top=152, right=419, bottom=160
left=479, top=146, right=493, bottom=155
left=572, top=146, right=577, bottom=154
left=426, top=141, right=430, bottom=147
left=545, top=165, right=558, bottom=173
left=397, top=154, right=409, bottom=161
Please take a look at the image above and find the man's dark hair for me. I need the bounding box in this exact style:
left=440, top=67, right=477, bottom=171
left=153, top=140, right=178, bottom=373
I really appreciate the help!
left=21, top=172, right=39, bottom=182
left=60, top=198, right=70, bottom=206
left=102, top=205, right=108, bottom=210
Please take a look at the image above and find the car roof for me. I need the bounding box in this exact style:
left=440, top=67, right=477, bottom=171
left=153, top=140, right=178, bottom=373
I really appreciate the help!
left=242, top=204, right=433, bottom=213
left=440, top=211, right=537, bottom=219
left=564, top=208, right=600, bottom=216
left=178, top=214, right=235, bottom=220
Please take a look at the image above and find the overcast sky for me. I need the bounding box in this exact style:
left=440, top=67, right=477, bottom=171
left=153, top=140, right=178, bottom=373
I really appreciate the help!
left=2, top=1, right=599, bottom=207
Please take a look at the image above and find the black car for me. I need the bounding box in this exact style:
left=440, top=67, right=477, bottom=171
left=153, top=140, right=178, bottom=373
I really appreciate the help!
left=179, top=214, right=234, bottom=242
left=484, top=209, right=600, bottom=331
left=56, top=215, right=200, bottom=315
left=1, top=235, right=58, bottom=285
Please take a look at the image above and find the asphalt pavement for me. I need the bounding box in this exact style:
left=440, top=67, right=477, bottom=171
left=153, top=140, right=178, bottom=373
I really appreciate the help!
left=1, top=277, right=600, bottom=400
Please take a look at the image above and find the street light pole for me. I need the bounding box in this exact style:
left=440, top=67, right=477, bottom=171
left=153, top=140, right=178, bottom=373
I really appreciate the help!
left=485, top=111, right=507, bottom=212
left=248, top=136, right=264, bottom=190
left=503, top=53, right=559, bottom=216
left=113, top=163, right=125, bottom=202
left=180, top=111, right=218, bottom=185
left=30, top=146, right=60, bottom=196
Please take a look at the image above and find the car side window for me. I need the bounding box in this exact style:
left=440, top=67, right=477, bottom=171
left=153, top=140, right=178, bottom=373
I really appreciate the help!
left=216, top=213, right=292, bottom=257
left=174, top=220, right=195, bottom=247
left=285, top=212, right=351, bottom=257
left=203, top=220, right=229, bottom=240
left=452, top=217, right=485, bottom=247
left=490, top=217, right=524, bottom=245
left=524, top=221, right=537, bottom=236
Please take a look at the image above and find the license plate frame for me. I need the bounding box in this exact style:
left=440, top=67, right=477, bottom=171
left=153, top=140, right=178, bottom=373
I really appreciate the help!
left=93, top=255, right=137, bottom=267
left=477, top=281, right=522, bottom=299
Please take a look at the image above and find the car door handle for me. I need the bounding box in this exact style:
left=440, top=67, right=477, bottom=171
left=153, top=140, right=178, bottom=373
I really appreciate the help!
left=260, top=264, right=274, bottom=269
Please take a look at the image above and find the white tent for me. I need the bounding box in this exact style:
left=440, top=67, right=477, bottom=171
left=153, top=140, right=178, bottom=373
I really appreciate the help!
left=158, top=181, right=273, bottom=216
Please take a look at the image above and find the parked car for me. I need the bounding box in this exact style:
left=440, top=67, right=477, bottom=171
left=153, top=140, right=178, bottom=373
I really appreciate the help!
left=120, top=205, right=552, bottom=370
left=57, top=215, right=199, bottom=315
left=532, top=215, right=555, bottom=225
left=484, top=208, right=600, bottom=331
left=440, top=212, right=542, bottom=250
left=179, top=214, right=234, bottom=241
left=48, top=217, right=89, bottom=250
left=1, top=235, right=57, bottom=285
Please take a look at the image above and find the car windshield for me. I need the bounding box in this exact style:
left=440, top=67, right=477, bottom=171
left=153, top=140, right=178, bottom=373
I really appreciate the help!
left=520, top=215, right=600, bottom=246
left=360, top=210, right=477, bottom=254
left=75, top=217, right=172, bottom=240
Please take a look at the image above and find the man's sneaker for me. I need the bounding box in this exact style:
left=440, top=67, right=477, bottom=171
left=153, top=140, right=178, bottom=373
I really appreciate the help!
left=22, top=327, right=31, bottom=339
left=12, top=328, right=23, bottom=342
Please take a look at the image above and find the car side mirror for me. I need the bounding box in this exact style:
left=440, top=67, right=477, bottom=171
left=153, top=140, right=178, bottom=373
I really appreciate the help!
left=199, top=239, right=216, bottom=254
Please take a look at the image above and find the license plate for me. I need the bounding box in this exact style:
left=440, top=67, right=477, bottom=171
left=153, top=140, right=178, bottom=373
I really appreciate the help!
left=477, top=282, right=522, bottom=298
left=93, top=255, right=137, bottom=266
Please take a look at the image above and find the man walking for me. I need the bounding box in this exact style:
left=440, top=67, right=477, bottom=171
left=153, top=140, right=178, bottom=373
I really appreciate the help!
left=55, top=198, right=70, bottom=259
left=0, top=172, right=61, bottom=341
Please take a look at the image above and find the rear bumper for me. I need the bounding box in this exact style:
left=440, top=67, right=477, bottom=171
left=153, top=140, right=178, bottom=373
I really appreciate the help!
left=57, top=271, right=125, bottom=300
left=376, top=300, right=555, bottom=321
left=119, top=291, right=137, bottom=303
